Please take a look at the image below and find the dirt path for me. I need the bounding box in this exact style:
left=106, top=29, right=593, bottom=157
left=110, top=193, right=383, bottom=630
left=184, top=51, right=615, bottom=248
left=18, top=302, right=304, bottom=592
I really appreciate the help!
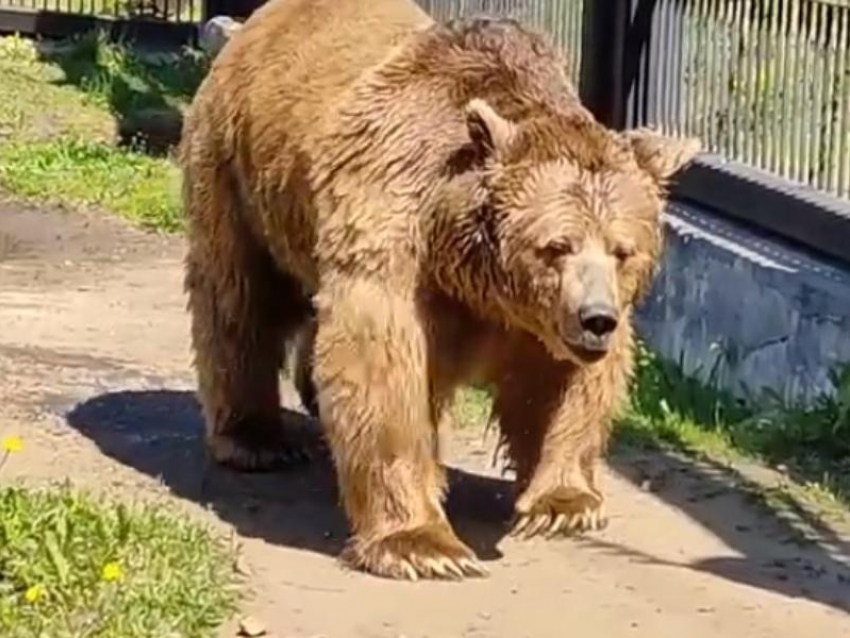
left=1, top=198, right=849, bottom=637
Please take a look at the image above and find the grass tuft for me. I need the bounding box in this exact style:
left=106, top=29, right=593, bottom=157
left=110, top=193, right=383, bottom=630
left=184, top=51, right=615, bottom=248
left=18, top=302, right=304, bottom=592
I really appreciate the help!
left=0, top=31, right=206, bottom=233
left=0, top=137, right=183, bottom=232
left=619, top=344, right=850, bottom=507
left=48, top=30, right=207, bottom=117
left=0, top=485, right=238, bottom=637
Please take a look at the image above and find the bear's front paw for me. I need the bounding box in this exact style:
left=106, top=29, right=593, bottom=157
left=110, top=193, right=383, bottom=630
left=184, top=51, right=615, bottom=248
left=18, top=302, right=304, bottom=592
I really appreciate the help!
left=510, top=484, right=607, bottom=540
left=341, top=523, right=488, bottom=581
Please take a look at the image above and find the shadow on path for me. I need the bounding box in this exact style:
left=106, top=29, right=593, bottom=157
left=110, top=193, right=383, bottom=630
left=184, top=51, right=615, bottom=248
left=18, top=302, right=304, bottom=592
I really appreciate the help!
left=66, top=388, right=850, bottom=611
left=66, top=389, right=511, bottom=563
left=609, top=450, right=850, bottom=613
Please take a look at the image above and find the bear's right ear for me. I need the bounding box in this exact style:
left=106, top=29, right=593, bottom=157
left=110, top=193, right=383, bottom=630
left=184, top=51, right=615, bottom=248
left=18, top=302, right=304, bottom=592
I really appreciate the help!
left=465, top=99, right=517, bottom=158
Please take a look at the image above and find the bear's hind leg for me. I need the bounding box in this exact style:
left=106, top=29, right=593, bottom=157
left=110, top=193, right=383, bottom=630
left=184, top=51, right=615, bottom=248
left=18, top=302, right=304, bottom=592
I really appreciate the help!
left=291, top=317, right=319, bottom=418
left=184, top=168, right=312, bottom=472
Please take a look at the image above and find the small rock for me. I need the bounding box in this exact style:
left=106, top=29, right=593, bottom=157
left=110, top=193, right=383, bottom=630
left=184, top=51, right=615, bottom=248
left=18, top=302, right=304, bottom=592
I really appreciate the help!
left=233, top=554, right=253, bottom=577
left=200, top=16, right=243, bottom=58
left=238, top=616, right=267, bottom=637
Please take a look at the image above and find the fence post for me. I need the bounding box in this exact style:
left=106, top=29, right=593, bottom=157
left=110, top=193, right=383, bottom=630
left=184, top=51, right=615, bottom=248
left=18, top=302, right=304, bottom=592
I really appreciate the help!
left=579, top=0, right=630, bottom=129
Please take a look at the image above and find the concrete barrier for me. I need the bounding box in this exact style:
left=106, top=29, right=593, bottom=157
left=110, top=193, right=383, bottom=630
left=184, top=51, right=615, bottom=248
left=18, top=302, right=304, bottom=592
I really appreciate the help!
left=637, top=201, right=850, bottom=404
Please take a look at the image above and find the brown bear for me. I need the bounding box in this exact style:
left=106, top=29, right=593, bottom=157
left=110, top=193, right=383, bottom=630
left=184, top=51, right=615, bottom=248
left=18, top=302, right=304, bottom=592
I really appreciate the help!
left=180, top=0, right=700, bottom=581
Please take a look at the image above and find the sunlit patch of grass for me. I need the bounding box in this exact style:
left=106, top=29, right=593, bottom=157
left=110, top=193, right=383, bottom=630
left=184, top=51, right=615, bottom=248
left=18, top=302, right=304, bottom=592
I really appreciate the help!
left=0, top=485, right=238, bottom=637
left=0, top=137, right=183, bottom=232
left=0, top=31, right=207, bottom=232
left=47, top=30, right=207, bottom=117
left=620, top=343, right=850, bottom=511
left=452, top=387, right=493, bottom=429
left=0, top=35, right=115, bottom=145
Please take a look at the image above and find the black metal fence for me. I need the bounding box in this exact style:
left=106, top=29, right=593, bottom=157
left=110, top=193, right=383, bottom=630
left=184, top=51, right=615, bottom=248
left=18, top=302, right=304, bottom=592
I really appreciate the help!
left=0, top=0, right=201, bottom=22
left=0, top=0, right=848, bottom=256
left=623, top=0, right=850, bottom=201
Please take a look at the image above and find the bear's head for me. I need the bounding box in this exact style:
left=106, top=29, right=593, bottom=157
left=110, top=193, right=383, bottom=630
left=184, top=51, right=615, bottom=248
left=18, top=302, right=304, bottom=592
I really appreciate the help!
left=436, top=99, right=700, bottom=365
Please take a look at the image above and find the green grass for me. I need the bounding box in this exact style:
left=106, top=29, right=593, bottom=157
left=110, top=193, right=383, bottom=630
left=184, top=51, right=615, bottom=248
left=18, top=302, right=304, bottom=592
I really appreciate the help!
left=0, top=0, right=205, bottom=22
left=0, top=485, right=238, bottom=638
left=0, top=34, right=236, bottom=634
left=0, top=31, right=206, bottom=233
left=42, top=30, right=206, bottom=118
left=620, top=344, right=850, bottom=508
left=0, top=137, right=183, bottom=231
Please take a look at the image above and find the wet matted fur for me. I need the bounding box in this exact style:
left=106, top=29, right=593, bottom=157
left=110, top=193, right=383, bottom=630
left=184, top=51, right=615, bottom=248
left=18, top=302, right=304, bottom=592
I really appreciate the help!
left=180, top=0, right=700, bottom=581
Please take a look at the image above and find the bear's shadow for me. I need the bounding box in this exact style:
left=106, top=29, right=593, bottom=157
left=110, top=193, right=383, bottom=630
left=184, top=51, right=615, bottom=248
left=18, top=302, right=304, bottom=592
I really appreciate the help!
left=65, top=389, right=512, bottom=561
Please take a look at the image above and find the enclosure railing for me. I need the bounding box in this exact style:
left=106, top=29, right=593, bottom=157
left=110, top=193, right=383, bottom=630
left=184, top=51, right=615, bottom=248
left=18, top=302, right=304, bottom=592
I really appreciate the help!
left=626, top=0, right=850, bottom=201
left=0, top=0, right=202, bottom=22
left=1, top=0, right=848, bottom=200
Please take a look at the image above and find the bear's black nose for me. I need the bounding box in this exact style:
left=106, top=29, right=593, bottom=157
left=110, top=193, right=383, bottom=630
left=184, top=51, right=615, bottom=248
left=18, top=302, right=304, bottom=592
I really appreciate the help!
left=579, top=303, right=618, bottom=337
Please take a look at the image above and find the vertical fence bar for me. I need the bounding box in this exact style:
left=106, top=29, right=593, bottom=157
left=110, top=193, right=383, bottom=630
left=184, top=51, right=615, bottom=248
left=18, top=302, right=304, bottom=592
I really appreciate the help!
left=648, top=0, right=662, bottom=127
left=837, top=7, right=850, bottom=197
left=579, top=0, right=630, bottom=128
left=770, top=0, right=783, bottom=177
left=688, top=0, right=708, bottom=141
left=704, top=0, right=718, bottom=152
left=671, top=0, right=686, bottom=136
left=758, top=0, right=769, bottom=170
left=806, top=3, right=823, bottom=185
left=779, top=0, right=792, bottom=179
left=678, top=0, right=692, bottom=137
left=767, top=0, right=781, bottom=176
left=728, top=0, right=743, bottom=161
left=824, top=5, right=839, bottom=193
left=800, top=2, right=815, bottom=183
left=718, top=0, right=733, bottom=153
left=657, top=0, right=671, bottom=132
left=789, top=0, right=805, bottom=183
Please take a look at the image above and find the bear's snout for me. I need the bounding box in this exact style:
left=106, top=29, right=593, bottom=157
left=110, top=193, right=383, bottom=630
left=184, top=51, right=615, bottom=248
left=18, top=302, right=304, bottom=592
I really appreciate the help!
left=578, top=302, right=618, bottom=342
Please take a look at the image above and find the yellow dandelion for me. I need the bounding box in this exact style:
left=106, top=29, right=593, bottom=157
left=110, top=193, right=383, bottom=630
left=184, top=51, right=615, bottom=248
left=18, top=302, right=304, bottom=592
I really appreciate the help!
left=101, top=562, right=125, bottom=583
left=24, top=585, right=45, bottom=604
left=1, top=436, right=23, bottom=453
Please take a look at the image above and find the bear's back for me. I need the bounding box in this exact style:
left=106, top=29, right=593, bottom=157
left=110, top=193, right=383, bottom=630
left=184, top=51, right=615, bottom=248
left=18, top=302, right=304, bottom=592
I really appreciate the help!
left=195, top=0, right=433, bottom=163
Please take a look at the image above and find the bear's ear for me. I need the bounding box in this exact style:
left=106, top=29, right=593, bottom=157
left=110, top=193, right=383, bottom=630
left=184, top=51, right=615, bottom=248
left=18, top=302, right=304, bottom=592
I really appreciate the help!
left=624, top=128, right=701, bottom=183
left=465, top=99, right=517, bottom=158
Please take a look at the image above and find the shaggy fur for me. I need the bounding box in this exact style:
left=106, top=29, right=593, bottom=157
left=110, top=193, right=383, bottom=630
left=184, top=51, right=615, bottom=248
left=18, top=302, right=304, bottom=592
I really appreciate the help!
left=180, top=0, right=700, bottom=581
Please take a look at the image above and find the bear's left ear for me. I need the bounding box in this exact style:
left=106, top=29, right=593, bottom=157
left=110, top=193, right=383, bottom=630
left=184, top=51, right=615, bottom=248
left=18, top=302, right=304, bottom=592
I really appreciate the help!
left=465, top=99, right=517, bottom=159
left=624, top=128, right=701, bottom=183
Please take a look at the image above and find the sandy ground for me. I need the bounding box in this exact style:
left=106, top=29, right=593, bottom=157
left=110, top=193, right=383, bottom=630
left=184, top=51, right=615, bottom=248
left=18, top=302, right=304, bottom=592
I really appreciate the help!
left=1, top=198, right=849, bottom=637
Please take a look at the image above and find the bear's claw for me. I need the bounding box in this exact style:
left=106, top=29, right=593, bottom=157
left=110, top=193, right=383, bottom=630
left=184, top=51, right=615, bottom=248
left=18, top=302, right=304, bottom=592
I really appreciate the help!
left=342, top=523, right=488, bottom=581
left=510, top=486, right=607, bottom=539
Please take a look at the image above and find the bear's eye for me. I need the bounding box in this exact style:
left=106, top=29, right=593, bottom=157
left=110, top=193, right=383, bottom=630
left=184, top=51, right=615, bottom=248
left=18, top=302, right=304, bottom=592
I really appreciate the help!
left=537, top=239, right=574, bottom=262
left=613, top=243, right=635, bottom=262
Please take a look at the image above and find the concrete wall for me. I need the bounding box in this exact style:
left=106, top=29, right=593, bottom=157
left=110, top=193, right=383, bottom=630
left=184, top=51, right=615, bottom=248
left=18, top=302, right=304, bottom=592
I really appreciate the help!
left=636, top=202, right=850, bottom=404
